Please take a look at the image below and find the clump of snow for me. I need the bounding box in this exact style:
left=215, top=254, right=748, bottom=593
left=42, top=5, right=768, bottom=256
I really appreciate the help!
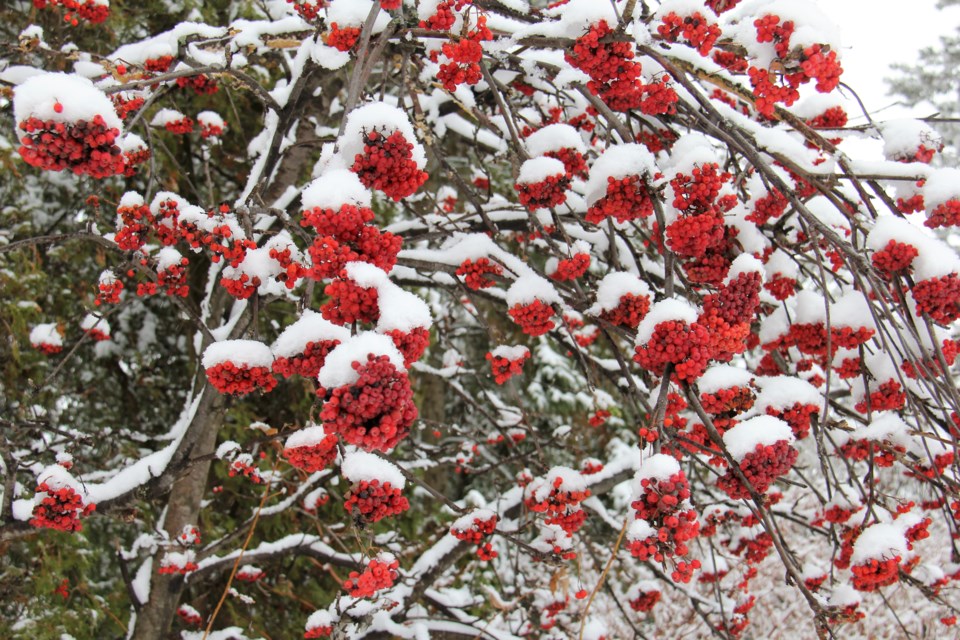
left=764, top=249, right=798, bottom=279
left=305, top=610, right=338, bottom=632
left=327, top=0, right=391, bottom=30
left=626, top=518, right=656, bottom=543
left=588, top=272, right=650, bottom=314
left=539, top=0, right=619, bottom=38
left=375, top=283, right=433, bottom=333
left=451, top=508, right=498, bottom=532
left=272, top=311, right=351, bottom=358
left=197, top=110, right=225, bottom=129
left=215, top=441, right=241, bottom=460
left=341, top=450, right=405, bottom=488
left=722, top=415, right=794, bottom=461
left=30, top=323, right=62, bottom=348
left=317, top=332, right=406, bottom=389
left=301, top=168, right=372, bottom=210
left=201, top=339, right=274, bottom=368
left=726, top=0, right=841, bottom=67
left=284, top=424, right=330, bottom=450
left=584, top=144, right=657, bottom=207
left=698, top=364, right=753, bottom=395
left=634, top=453, right=681, bottom=488
left=635, top=298, right=699, bottom=346
left=516, top=157, right=566, bottom=185
left=156, top=246, right=185, bottom=271
left=851, top=523, right=907, bottom=564
left=724, top=254, right=765, bottom=285
left=505, top=274, right=561, bottom=306
left=80, top=313, right=110, bottom=335
left=36, top=464, right=81, bottom=493
left=491, top=345, right=530, bottom=362
left=339, top=101, right=426, bottom=169
left=752, top=376, right=821, bottom=412
left=922, top=168, right=960, bottom=210
left=880, top=119, right=942, bottom=162
left=151, top=108, right=189, bottom=127
left=528, top=466, right=586, bottom=503
left=13, top=72, right=122, bottom=133
left=525, top=124, right=586, bottom=156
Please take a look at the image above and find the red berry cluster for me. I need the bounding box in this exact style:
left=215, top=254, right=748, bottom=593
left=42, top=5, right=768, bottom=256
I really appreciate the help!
left=151, top=257, right=190, bottom=297
left=18, top=114, right=125, bottom=179
left=912, top=274, right=960, bottom=324
left=854, top=379, right=906, bottom=414
left=628, top=587, right=661, bottom=613
left=112, top=94, right=145, bottom=121
left=162, top=115, right=194, bottom=135
left=438, top=38, right=483, bottom=91
left=599, top=293, right=650, bottom=329
left=302, top=204, right=401, bottom=279
left=286, top=0, right=325, bottom=21
left=588, top=409, right=610, bottom=427
left=838, top=438, right=898, bottom=468
left=95, top=274, right=123, bottom=306
left=717, top=440, right=798, bottom=500
left=515, top=174, right=569, bottom=210
left=926, top=199, right=960, bottom=229
left=456, top=257, right=503, bottom=289
left=30, top=482, right=95, bottom=532
left=451, top=512, right=498, bottom=558
left=872, top=240, right=918, bottom=277
left=486, top=349, right=529, bottom=384
left=766, top=402, right=818, bottom=440
left=634, top=319, right=712, bottom=383
left=199, top=120, right=224, bottom=139
left=325, top=23, right=362, bottom=52
left=806, top=106, right=847, bottom=146
left=851, top=556, right=900, bottom=592
left=351, top=130, right=429, bottom=201
left=657, top=12, right=721, bottom=56
left=177, top=605, right=203, bottom=626
left=219, top=273, right=260, bottom=299
left=901, top=338, right=958, bottom=380
left=236, top=566, right=265, bottom=582
left=701, top=385, right=755, bottom=416
left=419, top=0, right=471, bottom=30
left=544, top=147, right=587, bottom=179
left=585, top=175, right=654, bottom=224
left=525, top=475, right=591, bottom=536
left=342, top=556, right=400, bottom=598
left=283, top=434, right=339, bottom=473
left=228, top=454, right=264, bottom=484
left=33, top=0, right=109, bottom=25
left=321, top=278, right=380, bottom=325
left=176, top=75, right=218, bottom=95
left=205, top=362, right=278, bottom=395
left=304, top=624, right=333, bottom=639
left=550, top=253, right=590, bottom=281
left=746, top=189, right=788, bottom=226
left=508, top=300, right=556, bottom=337
left=729, top=530, right=773, bottom=564
left=764, top=273, right=796, bottom=300
left=318, top=355, right=417, bottom=452
left=158, top=554, right=199, bottom=575
left=385, top=327, right=430, bottom=367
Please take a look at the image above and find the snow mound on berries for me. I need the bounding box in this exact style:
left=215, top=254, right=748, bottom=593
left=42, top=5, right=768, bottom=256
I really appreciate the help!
left=80, top=313, right=109, bottom=334
left=305, top=610, right=337, bottom=632
left=725, top=254, right=765, bottom=285
left=635, top=453, right=680, bottom=485
left=284, top=424, right=330, bottom=449
left=13, top=72, right=122, bottom=132
left=157, top=247, right=185, bottom=271
left=789, top=93, right=845, bottom=120
left=726, top=0, right=842, bottom=65
left=851, top=523, right=908, bottom=564
left=698, top=364, right=753, bottom=395
left=339, top=101, right=426, bottom=169
left=341, top=450, right=405, bottom=488
left=635, top=298, right=699, bottom=346
left=301, top=168, right=372, bottom=210
left=585, top=144, right=657, bottom=207
left=529, top=466, right=586, bottom=502
left=723, top=415, right=794, bottom=461
left=588, top=272, right=650, bottom=314
left=752, top=376, right=820, bottom=412
left=517, top=157, right=566, bottom=184
left=452, top=508, right=497, bottom=531
left=151, top=109, right=188, bottom=127
left=537, top=0, right=619, bottom=38
left=655, top=0, right=718, bottom=19
left=272, top=311, right=351, bottom=358
left=627, top=518, right=656, bottom=542
left=375, top=284, right=433, bottom=332
left=862, top=412, right=910, bottom=445
left=880, top=119, right=942, bottom=161
left=317, top=332, right=405, bottom=389
left=865, top=216, right=928, bottom=252
left=490, top=345, right=530, bottom=360
left=327, top=0, right=392, bottom=30
left=793, top=289, right=876, bottom=331
left=37, top=464, right=82, bottom=492
left=30, top=323, right=62, bottom=348
left=197, top=110, right=224, bottom=129
left=506, top=274, right=561, bottom=306
left=923, top=168, right=960, bottom=210
left=525, top=124, right=586, bottom=156
left=201, top=340, right=273, bottom=368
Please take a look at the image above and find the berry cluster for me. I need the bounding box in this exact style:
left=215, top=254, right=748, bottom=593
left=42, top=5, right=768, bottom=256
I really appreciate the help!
left=205, top=362, right=278, bottom=395
left=854, top=379, right=906, bottom=414
left=486, top=349, right=529, bottom=384
left=549, top=253, right=590, bottom=281
left=764, top=273, right=796, bottom=300
left=30, top=482, right=95, bottom=532
left=701, top=385, right=755, bottom=416
left=304, top=624, right=333, bottom=639
left=746, top=189, right=788, bottom=226
left=544, top=147, right=587, bottom=179
left=228, top=454, right=264, bottom=484
left=912, top=274, right=960, bottom=324
left=634, top=319, right=712, bottom=383
left=385, top=327, right=430, bottom=367
left=318, top=355, right=417, bottom=452
left=456, top=257, right=503, bottom=290
left=236, top=566, right=265, bottom=582
left=508, top=300, right=556, bottom=337
left=158, top=551, right=199, bottom=575
left=657, top=11, right=721, bottom=56
left=321, top=278, right=380, bottom=325
left=95, top=271, right=123, bottom=306
left=176, top=75, right=218, bottom=95
left=285, top=0, right=325, bottom=21
left=586, top=175, right=654, bottom=224
left=283, top=434, right=339, bottom=473
left=766, top=402, right=818, bottom=440
left=438, top=38, right=483, bottom=91
left=419, top=0, right=471, bottom=30
left=325, top=23, right=362, bottom=51
left=18, top=114, right=125, bottom=179
left=515, top=174, right=569, bottom=210
left=599, top=292, right=650, bottom=329
left=177, top=605, right=203, bottom=627
left=302, top=204, right=401, bottom=279
left=342, top=556, right=400, bottom=598
left=628, top=587, right=661, bottom=613
left=350, top=130, right=428, bottom=201
left=274, top=340, right=342, bottom=379
left=717, top=440, right=797, bottom=500
left=524, top=472, right=591, bottom=536
left=872, top=240, right=918, bottom=277
left=851, top=556, right=900, bottom=592
left=33, top=0, right=109, bottom=25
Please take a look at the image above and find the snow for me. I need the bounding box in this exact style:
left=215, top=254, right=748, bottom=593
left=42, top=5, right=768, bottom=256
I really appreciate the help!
left=284, top=424, right=330, bottom=450
left=726, top=0, right=842, bottom=66
left=37, top=464, right=82, bottom=492
left=13, top=72, right=122, bottom=132
left=30, top=323, right=62, bottom=348
left=655, top=0, right=717, bottom=19
left=524, top=124, right=586, bottom=156
left=306, top=609, right=338, bottom=631
left=698, top=364, right=754, bottom=395
left=505, top=274, right=561, bottom=306
left=301, top=168, right=372, bottom=210
left=516, top=156, right=566, bottom=185
left=317, top=332, right=406, bottom=389
left=197, top=110, right=225, bottom=129
left=865, top=216, right=928, bottom=252
left=490, top=345, right=529, bottom=361
left=588, top=272, right=650, bottom=314
left=626, top=518, right=656, bottom=542
left=201, top=339, right=274, bottom=368
left=341, top=450, right=405, bottom=488
left=80, top=313, right=110, bottom=335
left=752, top=376, right=821, bottom=412
left=764, top=248, right=798, bottom=279
left=584, top=143, right=657, bottom=207
left=635, top=298, right=699, bottom=346
left=150, top=109, right=189, bottom=127
left=156, top=247, right=184, bottom=271
left=880, top=119, right=942, bottom=161
left=532, top=0, right=620, bottom=39
left=922, top=167, right=960, bottom=210
left=272, top=311, right=351, bottom=358
left=722, top=415, right=794, bottom=461
left=828, top=583, right=861, bottom=608
left=119, top=191, right=144, bottom=208
left=725, top=254, right=765, bottom=285
left=327, top=0, right=391, bottom=30
left=528, top=466, right=587, bottom=503
left=375, top=283, right=433, bottom=333
left=634, top=453, right=681, bottom=485
left=851, top=523, right=908, bottom=564
left=339, top=101, right=426, bottom=169
left=451, top=508, right=497, bottom=532
left=789, top=93, right=846, bottom=120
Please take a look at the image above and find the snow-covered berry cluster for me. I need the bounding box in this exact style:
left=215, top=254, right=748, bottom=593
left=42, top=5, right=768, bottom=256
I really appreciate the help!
left=342, top=554, right=399, bottom=598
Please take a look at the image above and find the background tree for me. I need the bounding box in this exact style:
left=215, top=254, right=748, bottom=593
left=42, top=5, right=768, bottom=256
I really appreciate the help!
left=1, top=1, right=960, bottom=639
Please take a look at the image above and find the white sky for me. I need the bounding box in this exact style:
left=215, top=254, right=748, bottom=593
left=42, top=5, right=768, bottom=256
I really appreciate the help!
left=827, top=0, right=960, bottom=120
